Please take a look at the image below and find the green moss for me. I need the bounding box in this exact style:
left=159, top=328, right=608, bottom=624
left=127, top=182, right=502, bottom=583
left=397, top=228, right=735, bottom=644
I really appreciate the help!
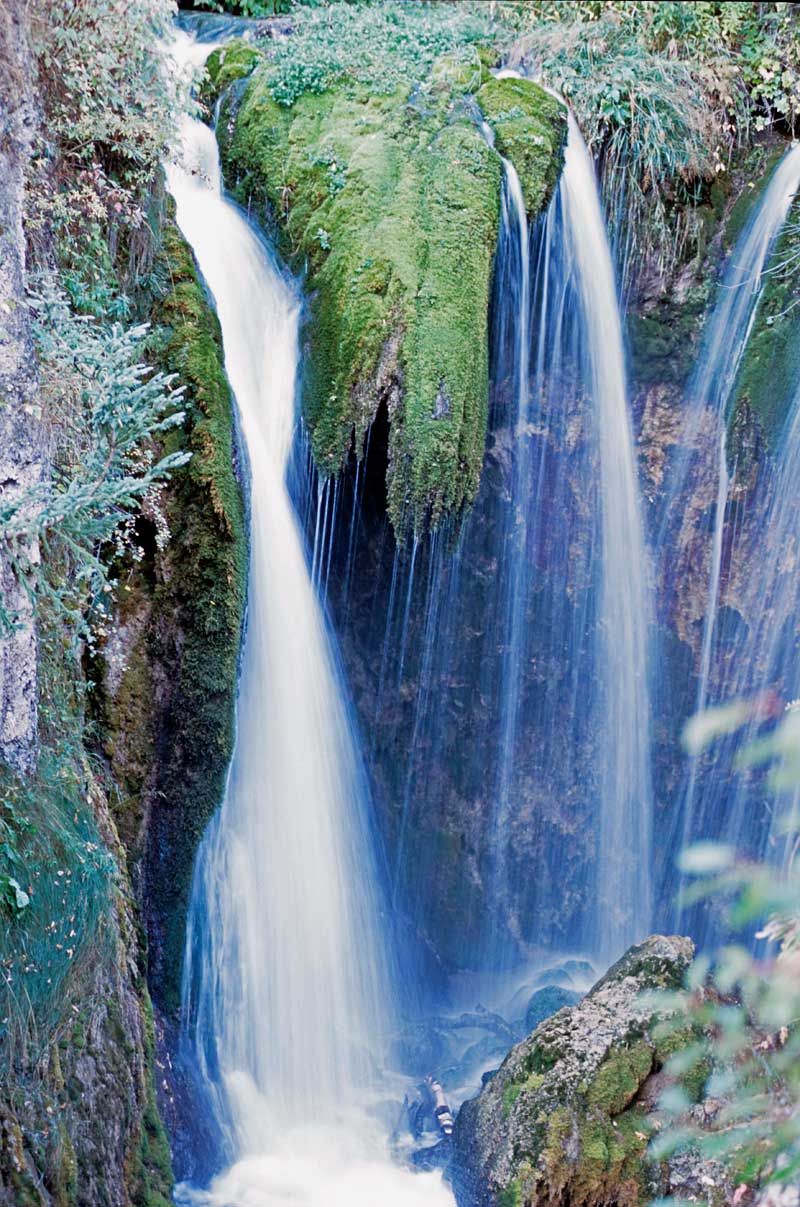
left=538, top=1101, right=652, bottom=1206
left=722, top=145, right=786, bottom=255
left=127, top=989, right=174, bottom=1207
left=498, top=1180, right=523, bottom=1207
left=429, top=52, right=488, bottom=96
left=91, top=216, right=247, bottom=1012
left=55, top=1127, right=77, bottom=1206
left=0, top=747, right=113, bottom=1063
left=541, top=1104, right=572, bottom=1168
left=141, top=221, right=248, bottom=1013
left=503, top=1037, right=657, bottom=1205
left=629, top=285, right=710, bottom=388
left=101, top=614, right=154, bottom=857
left=476, top=75, right=566, bottom=218
left=218, top=56, right=563, bottom=533
left=586, top=1040, right=653, bottom=1115
left=200, top=39, right=262, bottom=111
left=503, top=1069, right=545, bottom=1116
left=654, top=1022, right=710, bottom=1103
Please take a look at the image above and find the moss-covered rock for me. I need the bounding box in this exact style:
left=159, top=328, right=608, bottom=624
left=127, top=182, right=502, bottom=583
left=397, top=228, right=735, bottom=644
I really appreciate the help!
left=98, top=219, right=248, bottom=1015
left=146, top=222, right=247, bottom=1014
left=199, top=38, right=262, bottom=112
left=475, top=76, right=565, bottom=218
left=0, top=767, right=174, bottom=1207
left=216, top=57, right=564, bottom=533
left=451, top=935, right=695, bottom=1207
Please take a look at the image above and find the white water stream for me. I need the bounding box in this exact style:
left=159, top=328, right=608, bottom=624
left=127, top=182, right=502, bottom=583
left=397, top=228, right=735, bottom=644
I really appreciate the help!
left=167, top=31, right=453, bottom=1207
left=485, top=77, right=653, bottom=964
left=560, top=113, right=654, bottom=961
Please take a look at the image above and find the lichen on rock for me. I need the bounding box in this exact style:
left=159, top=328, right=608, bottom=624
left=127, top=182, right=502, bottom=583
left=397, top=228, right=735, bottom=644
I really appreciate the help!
left=452, top=934, right=696, bottom=1207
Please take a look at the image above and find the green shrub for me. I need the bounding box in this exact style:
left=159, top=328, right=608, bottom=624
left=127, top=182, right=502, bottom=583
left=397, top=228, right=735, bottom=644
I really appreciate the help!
left=498, top=3, right=800, bottom=272
left=26, top=0, right=181, bottom=276
left=259, top=0, right=496, bottom=107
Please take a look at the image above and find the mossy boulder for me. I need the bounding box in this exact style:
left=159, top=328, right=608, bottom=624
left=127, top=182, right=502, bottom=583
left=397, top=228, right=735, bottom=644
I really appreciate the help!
left=215, top=57, right=564, bottom=533
left=475, top=75, right=566, bottom=218
left=452, top=935, right=695, bottom=1207
left=199, top=38, right=262, bottom=112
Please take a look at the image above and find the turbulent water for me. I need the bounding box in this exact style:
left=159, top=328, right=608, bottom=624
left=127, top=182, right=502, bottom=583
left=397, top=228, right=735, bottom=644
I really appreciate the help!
left=167, top=31, right=453, bottom=1206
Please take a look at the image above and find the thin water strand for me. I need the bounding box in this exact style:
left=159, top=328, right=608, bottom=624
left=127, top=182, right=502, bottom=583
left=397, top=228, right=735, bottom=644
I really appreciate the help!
left=559, top=113, right=654, bottom=961
left=671, top=144, right=800, bottom=916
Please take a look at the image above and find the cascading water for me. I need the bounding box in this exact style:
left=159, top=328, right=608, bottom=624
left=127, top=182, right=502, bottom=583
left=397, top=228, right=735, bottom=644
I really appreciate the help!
left=669, top=381, right=800, bottom=946
left=516, top=111, right=654, bottom=963
left=167, top=30, right=453, bottom=1206
left=663, top=144, right=800, bottom=930
left=488, top=106, right=653, bottom=963
left=480, top=125, right=534, bottom=943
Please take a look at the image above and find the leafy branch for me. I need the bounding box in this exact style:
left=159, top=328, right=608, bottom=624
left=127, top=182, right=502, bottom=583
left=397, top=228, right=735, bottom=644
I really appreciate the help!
left=0, top=283, right=191, bottom=642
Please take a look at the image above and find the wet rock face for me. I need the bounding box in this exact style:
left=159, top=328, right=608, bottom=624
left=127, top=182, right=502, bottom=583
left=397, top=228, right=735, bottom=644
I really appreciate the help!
left=0, top=0, right=43, bottom=775
left=451, top=935, right=694, bottom=1207
left=97, top=221, right=248, bottom=1017
left=324, top=391, right=608, bottom=975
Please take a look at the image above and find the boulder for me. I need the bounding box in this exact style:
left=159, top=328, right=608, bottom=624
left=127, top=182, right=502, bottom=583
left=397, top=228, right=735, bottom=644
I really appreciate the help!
left=452, top=935, right=695, bottom=1207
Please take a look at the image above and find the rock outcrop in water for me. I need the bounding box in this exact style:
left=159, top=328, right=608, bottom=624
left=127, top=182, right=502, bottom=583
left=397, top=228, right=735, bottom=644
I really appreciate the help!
left=452, top=935, right=696, bottom=1207
left=210, top=37, right=565, bottom=532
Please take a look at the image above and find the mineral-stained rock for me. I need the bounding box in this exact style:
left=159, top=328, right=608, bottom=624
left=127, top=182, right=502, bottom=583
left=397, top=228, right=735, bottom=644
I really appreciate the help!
left=452, top=934, right=695, bottom=1207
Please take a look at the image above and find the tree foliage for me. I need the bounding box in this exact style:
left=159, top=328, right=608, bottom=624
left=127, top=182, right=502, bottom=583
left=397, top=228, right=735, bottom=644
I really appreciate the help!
left=25, top=0, right=181, bottom=271
left=0, top=285, right=190, bottom=644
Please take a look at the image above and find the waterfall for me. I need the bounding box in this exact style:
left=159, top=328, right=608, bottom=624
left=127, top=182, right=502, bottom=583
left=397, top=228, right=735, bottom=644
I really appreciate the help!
left=487, top=111, right=653, bottom=963
left=523, top=112, right=654, bottom=962
left=667, top=144, right=800, bottom=924
left=167, top=31, right=453, bottom=1206
left=490, top=154, right=531, bottom=934
left=672, top=381, right=800, bottom=945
